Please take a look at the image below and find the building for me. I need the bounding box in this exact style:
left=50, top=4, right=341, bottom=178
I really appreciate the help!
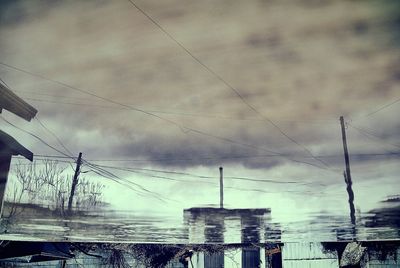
left=0, top=82, right=37, bottom=216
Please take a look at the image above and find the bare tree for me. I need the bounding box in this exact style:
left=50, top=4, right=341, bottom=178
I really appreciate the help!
left=4, top=159, right=106, bottom=217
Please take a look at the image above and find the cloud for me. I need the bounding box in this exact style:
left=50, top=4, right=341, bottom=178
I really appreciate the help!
left=0, top=0, right=399, bottom=173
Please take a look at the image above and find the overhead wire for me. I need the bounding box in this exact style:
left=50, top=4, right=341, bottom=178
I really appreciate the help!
left=91, top=163, right=323, bottom=186
left=1, top=108, right=296, bottom=201
left=35, top=116, right=75, bottom=157
left=0, top=115, right=74, bottom=159
left=11, top=155, right=323, bottom=188
left=360, top=97, right=400, bottom=118
left=184, top=128, right=331, bottom=171
left=0, top=61, right=182, bottom=129
left=0, top=115, right=137, bottom=194
left=0, top=113, right=172, bottom=202
left=18, top=96, right=338, bottom=125
left=10, top=160, right=75, bottom=166
left=0, top=62, right=334, bottom=173
left=84, top=166, right=146, bottom=197
left=0, top=77, right=76, bottom=160
left=224, top=186, right=327, bottom=196
left=110, top=167, right=216, bottom=185
left=125, top=0, right=331, bottom=169
left=83, top=161, right=175, bottom=203
left=4, top=76, right=302, bottom=199
left=82, top=152, right=400, bottom=162
left=347, top=123, right=400, bottom=151
left=10, top=151, right=400, bottom=168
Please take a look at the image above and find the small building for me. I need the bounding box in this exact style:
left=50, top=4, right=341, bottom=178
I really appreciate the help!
left=184, top=207, right=271, bottom=244
left=0, top=82, right=37, bottom=216
left=183, top=168, right=275, bottom=267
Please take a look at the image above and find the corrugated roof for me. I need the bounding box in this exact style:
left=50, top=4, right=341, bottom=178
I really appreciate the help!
left=0, top=129, right=33, bottom=161
left=0, top=83, right=37, bottom=121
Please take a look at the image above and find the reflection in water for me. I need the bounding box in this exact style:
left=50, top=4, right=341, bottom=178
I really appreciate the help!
left=364, top=202, right=400, bottom=240
left=340, top=116, right=356, bottom=227
left=0, top=199, right=400, bottom=242
left=241, top=215, right=262, bottom=243
left=183, top=207, right=271, bottom=244
left=1, top=241, right=399, bottom=268
left=204, top=216, right=224, bottom=243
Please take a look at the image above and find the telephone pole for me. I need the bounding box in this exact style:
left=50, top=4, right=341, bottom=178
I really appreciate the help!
left=219, top=167, right=224, bottom=209
left=340, top=116, right=356, bottom=225
left=68, top=152, right=82, bottom=214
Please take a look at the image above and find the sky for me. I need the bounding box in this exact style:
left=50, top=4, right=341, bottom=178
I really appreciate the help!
left=0, top=0, right=399, bottom=220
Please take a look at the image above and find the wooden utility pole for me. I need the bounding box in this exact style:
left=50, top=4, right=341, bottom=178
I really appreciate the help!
left=340, top=116, right=356, bottom=224
left=68, top=152, right=82, bottom=213
left=219, top=167, right=224, bottom=209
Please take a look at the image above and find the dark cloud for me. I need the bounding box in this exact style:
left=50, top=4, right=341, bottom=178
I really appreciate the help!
left=0, top=0, right=59, bottom=25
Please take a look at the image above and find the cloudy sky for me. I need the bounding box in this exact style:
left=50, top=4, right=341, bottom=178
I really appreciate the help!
left=1, top=0, right=399, bottom=221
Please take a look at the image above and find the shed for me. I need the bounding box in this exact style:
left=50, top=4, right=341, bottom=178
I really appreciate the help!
left=0, top=130, right=34, bottom=215
left=0, top=82, right=36, bottom=217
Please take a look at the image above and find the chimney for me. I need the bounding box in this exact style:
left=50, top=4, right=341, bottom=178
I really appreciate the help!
left=219, top=167, right=223, bottom=209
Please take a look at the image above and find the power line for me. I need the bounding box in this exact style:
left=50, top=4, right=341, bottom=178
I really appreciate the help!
left=1, top=78, right=75, bottom=158
left=86, top=162, right=172, bottom=199
left=105, top=167, right=216, bottom=185
left=348, top=123, right=400, bottom=150
left=33, top=154, right=73, bottom=159
left=224, top=186, right=329, bottom=196
left=0, top=61, right=333, bottom=171
left=80, top=169, right=316, bottom=196
left=83, top=161, right=171, bottom=203
left=184, top=128, right=331, bottom=171
left=0, top=61, right=182, bottom=128
left=1, top=76, right=76, bottom=158
left=12, top=151, right=400, bottom=164
left=35, top=116, right=75, bottom=157
left=91, top=163, right=324, bottom=186
left=0, top=115, right=74, bottom=159
left=19, top=96, right=337, bottom=125
left=85, top=166, right=147, bottom=197
left=13, top=155, right=73, bottom=159
left=0, top=115, right=165, bottom=199
left=362, top=97, right=400, bottom=118
left=0, top=113, right=174, bottom=203
left=10, top=159, right=75, bottom=166
left=12, top=90, right=95, bottom=101
left=0, top=101, right=340, bottom=202
left=22, top=97, right=124, bottom=110
left=125, top=0, right=331, bottom=169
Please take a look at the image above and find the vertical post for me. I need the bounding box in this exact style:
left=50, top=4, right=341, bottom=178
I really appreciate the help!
left=340, top=116, right=352, bottom=184
left=340, top=116, right=356, bottom=225
left=219, top=167, right=223, bottom=209
left=67, top=152, right=82, bottom=213
left=0, top=154, right=12, bottom=218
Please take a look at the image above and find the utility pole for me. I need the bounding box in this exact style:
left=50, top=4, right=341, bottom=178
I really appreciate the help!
left=219, top=167, right=223, bottom=209
left=68, top=152, right=82, bottom=214
left=340, top=116, right=356, bottom=225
